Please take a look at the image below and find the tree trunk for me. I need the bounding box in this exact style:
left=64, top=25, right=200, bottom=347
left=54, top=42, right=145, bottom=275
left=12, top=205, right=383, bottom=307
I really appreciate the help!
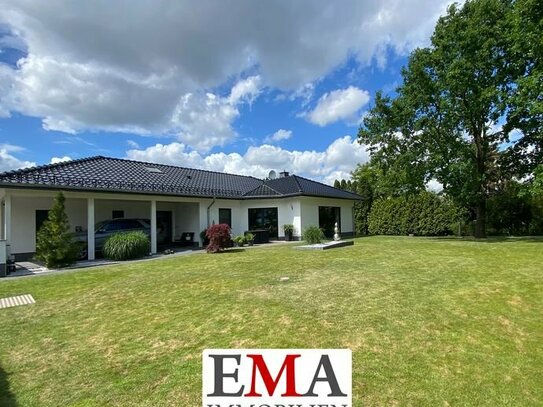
left=474, top=199, right=487, bottom=238
left=472, top=125, right=487, bottom=239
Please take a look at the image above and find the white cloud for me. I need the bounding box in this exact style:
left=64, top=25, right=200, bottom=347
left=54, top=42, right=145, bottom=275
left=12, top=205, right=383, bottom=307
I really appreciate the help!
left=228, top=75, right=262, bottom=104
left=0, top=0, right=456, bottom=147
left=306, top=86, right=370, bottom=126
left=0, top=64, right=16, bottom=118
left=171, top=76, right=262, bottom=152
left=126, top=135, right=369, bottom=184
left=50, top=155, right=72, bottom=164
left=264, top=129, right=292, bottom=143
left=0, top=147, right=35, bottom=172
left=426, top=179, right=443, bottom=193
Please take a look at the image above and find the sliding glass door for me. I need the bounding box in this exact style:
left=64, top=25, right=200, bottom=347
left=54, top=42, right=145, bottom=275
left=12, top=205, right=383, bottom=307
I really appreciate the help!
left=248, top=207, right=278, bottom=238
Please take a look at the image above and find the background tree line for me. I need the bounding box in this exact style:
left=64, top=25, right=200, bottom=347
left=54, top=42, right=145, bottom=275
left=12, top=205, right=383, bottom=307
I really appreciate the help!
left=349, top=0, right=541, bottom=237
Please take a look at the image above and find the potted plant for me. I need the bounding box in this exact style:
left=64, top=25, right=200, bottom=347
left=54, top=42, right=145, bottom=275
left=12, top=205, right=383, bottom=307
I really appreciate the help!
left=200, top=229, right=209, bottom=247
left=245, top=232, right=255, bottom=246
left=233, top=235, right=246, bottom=247
left=283, top=224, right=294, bottom=241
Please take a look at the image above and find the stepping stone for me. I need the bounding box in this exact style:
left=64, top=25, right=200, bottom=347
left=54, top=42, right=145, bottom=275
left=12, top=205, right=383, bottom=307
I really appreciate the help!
left=0, top=294, right=35, bottom=309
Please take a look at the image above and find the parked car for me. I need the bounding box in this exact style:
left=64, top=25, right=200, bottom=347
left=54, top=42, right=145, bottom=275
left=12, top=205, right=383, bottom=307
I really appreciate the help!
left=76, top=218, right=151, bottom=259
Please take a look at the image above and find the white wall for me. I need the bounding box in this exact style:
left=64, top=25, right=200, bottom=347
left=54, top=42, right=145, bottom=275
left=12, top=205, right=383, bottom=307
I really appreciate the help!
left=3, top=187, right=356, bottom=254
left=300, top=196, right=354, bottom=235
left=239, top=198, right=301, bottom=238
left=173, top=202, right=199, bottom=238
left=95, top=199, right=150, bottom=223
left=10, top=195, right=86, bottom=254
left=207, top=199, right=243, bottom=235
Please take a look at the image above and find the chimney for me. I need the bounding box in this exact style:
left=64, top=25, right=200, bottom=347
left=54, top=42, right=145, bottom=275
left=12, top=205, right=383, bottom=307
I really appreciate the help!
left=279, top=171, right=290, bottom=178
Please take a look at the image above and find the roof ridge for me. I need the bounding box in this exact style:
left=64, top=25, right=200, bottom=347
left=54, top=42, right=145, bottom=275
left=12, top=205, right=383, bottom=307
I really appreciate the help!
left=243, top=182, right=281, bottom=197
left=291, top=174, right=303, bottom=192
left=259, top=182, right=283, bottom=195
left=0, top=155, right=104, bottom=177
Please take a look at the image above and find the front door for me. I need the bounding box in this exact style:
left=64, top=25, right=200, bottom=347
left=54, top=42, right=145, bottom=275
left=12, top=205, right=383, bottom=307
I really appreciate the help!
left=35, top=210, right=49, bottom=243
left=156, top=211, right=172, bottom=245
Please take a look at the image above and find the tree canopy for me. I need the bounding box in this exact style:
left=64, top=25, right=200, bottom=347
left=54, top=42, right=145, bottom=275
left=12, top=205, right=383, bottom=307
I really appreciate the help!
left=358, top=0, right=542, bottom=237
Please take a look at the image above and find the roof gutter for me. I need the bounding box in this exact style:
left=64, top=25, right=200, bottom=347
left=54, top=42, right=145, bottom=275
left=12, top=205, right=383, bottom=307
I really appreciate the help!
left=206, top=196, right=216, bottom=227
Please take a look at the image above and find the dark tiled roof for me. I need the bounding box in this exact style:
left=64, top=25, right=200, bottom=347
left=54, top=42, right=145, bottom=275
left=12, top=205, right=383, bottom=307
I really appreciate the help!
left=243, top=183, right=282, bottom=197
left=263, top=175, right=361, bottom=200
left=0, top=156, right=362, bottom=200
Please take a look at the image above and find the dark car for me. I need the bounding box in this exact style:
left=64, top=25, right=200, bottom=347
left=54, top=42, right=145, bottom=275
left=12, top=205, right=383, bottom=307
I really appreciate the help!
left=76, top=218, right=150, bottom=258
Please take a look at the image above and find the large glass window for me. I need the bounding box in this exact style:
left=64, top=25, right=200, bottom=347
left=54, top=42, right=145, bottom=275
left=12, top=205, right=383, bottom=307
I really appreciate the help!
left=248, top=207, right=278, bottom=238
left=319, top=206, right=341, bottom=238
left=218, top=208, right=232, bottom=227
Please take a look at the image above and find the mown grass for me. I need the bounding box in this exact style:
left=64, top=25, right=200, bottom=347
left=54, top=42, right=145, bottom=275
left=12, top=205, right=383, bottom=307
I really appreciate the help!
left=0, top=237, right=542, bottom=406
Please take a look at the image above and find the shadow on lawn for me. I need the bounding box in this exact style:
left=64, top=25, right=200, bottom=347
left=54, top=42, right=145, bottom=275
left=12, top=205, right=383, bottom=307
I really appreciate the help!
left=223, top=248, right=246, bottom=253
left=430, top=236, right=543, bottom=243
left=0, top=365, right=17, bottom=407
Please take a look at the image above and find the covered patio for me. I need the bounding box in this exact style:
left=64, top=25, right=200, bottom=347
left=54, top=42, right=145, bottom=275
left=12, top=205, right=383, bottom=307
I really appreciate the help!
left=0, top=190, right=206, bottom=261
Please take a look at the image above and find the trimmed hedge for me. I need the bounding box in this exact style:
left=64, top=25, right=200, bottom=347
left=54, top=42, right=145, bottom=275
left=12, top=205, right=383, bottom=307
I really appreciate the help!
left=103, top=231, right=150, bottom=261
left=368, top=192, right=462, bottom=236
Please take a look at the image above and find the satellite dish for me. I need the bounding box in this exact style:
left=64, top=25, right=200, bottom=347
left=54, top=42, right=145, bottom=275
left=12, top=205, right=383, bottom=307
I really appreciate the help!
left=268, top=170, right=277, bottom=180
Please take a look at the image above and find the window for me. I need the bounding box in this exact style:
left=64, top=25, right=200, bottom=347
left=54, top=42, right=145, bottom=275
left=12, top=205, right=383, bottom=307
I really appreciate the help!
left=218, top=208, right=232, bottom=227
left=112, top=210, right=124, bottom=219
left=248, top=207, right=278, bottom=238
left=105, top=220, right=124, bottom=231
left=319, top=206, right=341, bottom=238
left=144, top=167, right=163, bottom=173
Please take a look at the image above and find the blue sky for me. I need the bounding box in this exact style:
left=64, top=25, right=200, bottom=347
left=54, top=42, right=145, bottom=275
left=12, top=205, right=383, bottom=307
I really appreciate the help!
left=0, top=1, right=454, bottom=184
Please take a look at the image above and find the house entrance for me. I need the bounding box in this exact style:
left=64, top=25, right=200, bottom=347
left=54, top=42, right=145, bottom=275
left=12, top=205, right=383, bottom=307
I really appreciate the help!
left=156, top=210, right=172, bottom=245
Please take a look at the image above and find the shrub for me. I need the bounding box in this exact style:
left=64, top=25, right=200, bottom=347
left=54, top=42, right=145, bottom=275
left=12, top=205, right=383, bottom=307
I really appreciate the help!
left=206, top=224, right=232, bottom=253
left=233, top=234, right=247, bottom=246
left=103, top=231, right=150, bottom=261
left=35, top=192, right=80, bottom=268
left=245, top=232, right=255, bottom=243
left=303, top=226, right=325, bottom=244
left=368, top=192, right=463, bottom=236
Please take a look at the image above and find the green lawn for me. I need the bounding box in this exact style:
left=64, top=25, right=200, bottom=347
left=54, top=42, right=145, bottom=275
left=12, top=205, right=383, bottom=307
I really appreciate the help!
left=0, top=237, right=542, bottom=406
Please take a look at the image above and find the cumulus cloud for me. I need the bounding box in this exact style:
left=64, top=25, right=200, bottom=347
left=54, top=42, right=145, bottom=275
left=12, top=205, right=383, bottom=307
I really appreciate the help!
left=50, top=155, right=72, bottom=164
left=169, top=75, right=262, bottom=152
left=0, top=64, right=16, bottom=118
left=0, top=0, right=455, bottom=148
left=306, top=86, right=370, bottom=126
left=126, top=136, right=368, bottom=184
left=264, top=129, right=292, bottom=144
left=0, top=144, right=35, bottom=172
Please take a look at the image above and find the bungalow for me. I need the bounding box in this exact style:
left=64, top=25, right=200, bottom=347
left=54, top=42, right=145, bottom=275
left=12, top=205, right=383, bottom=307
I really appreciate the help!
left=0, top=156, right=361, bottom=261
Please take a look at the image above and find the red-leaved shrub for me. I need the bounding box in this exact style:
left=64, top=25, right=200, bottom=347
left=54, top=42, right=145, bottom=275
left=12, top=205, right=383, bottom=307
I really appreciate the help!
left=205, top=224, right=232, bottom=253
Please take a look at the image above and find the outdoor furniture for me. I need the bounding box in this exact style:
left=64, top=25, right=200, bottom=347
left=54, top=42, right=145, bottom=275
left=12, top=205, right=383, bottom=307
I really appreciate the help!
left=173, top=232, right=196, bottom=247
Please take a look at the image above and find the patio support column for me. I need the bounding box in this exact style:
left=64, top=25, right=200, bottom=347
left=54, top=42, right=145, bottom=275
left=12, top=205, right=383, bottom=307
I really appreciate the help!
left=4, top=194, right=11, bottom=244
left=87, top=198, right=95, bottom=260
left=150, top=199, right=157, bottom=254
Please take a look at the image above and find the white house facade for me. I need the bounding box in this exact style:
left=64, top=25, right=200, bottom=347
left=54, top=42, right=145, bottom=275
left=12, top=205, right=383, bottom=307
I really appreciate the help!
left=0, top=156, right=361, bottom=261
